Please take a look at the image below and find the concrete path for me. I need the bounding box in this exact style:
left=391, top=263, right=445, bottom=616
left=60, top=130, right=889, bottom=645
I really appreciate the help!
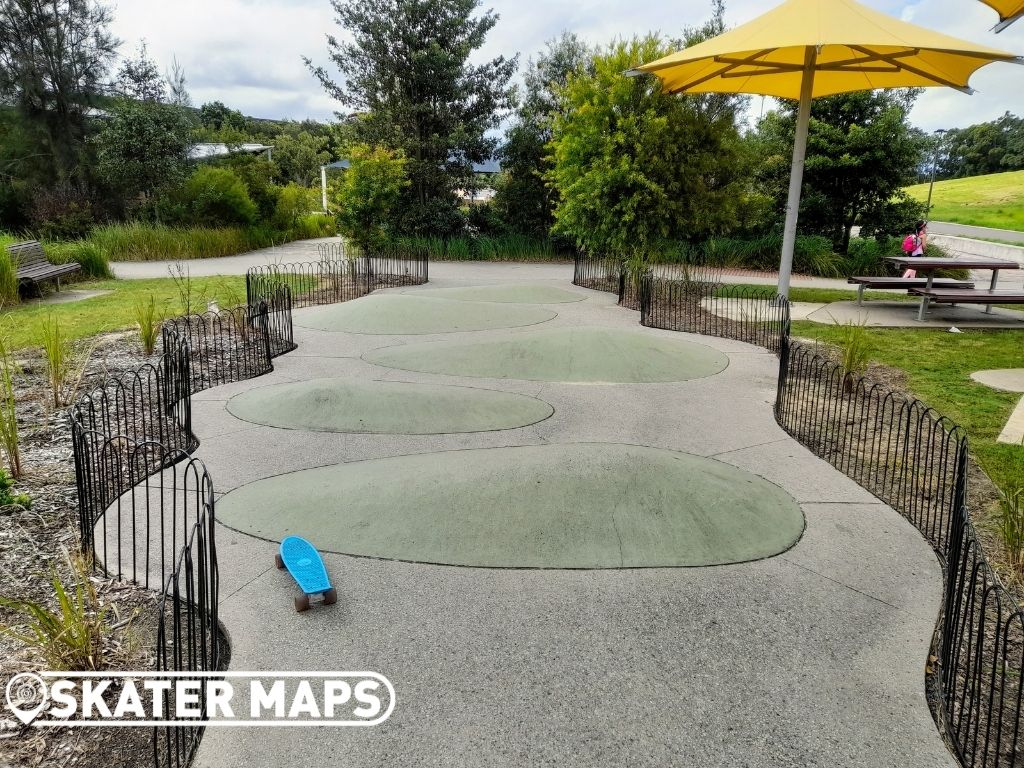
left=177, top=263, right=954, bottom=767
left=109, top=237, right=864, bottom=292
left=930, top=220, right=1024, bottom=244
left=970, top=369, right=1024, bottom=444
left=108, top=237, right=340, bottom=279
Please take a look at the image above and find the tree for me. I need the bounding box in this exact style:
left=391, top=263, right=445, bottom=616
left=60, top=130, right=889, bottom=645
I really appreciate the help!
left=307, top=0, right=516, bottom=237
left=166, top=58, right=192, bottom=108
left=938, top=112, right=1024, bottom=178
left=199, top=101, right=248, bottom=133
left=545, top=35, right=745, bottom=255
left=273, top=131, right=331, bottom=187
left=116, top=41, right=165, bottom=102
left=333, top=144, right=408, bottom=250
left=0, top=0, right=118, bottom=182
left=752, top=89, right=927, bottom=252
left=93, top=98, right=193, bottom=207
left=495, top=33, right=591, bottom=237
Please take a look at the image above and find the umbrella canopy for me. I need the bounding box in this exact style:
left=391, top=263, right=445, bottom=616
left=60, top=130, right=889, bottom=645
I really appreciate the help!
left=977, top=0, right=1023, bottom=31
left=631, top=0, right=1021, bottom=296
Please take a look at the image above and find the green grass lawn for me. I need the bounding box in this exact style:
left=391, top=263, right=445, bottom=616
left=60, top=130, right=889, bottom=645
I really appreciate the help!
left=1, top=276, right=247, bottom=352
left=904, top=170, right=1024, bottom=232
left=792, top=320, right=1024, bottom=491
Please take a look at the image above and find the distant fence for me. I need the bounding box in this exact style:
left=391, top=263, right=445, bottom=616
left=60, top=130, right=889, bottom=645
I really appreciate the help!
left=245, top=243, right=429, bottom=309
left=640, top=278, right=790, bottom=353
left=69, top=289, right=297, bottom=768
left=775, top=340, right=1024, bottom=768
left=573, top=252, right=729, bottom=314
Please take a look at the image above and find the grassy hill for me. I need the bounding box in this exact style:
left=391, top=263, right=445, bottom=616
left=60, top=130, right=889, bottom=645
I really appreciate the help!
left=905, top=170, right=1024, bottom=232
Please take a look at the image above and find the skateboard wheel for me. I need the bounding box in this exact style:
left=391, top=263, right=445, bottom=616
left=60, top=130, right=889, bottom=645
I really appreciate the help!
left=275, top=553, right=285, bottom=569
left=295, top=594, right=310, bottom=612
left=323, top=588, right=337, bottom=605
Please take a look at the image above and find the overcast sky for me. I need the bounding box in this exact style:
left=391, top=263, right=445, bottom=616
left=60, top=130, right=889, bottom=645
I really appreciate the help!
left=111, top=0, right=1023, bottom=133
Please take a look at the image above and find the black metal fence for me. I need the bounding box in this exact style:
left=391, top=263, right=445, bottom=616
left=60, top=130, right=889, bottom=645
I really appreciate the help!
left=69, top=288, right=298, bottom=767
left=246, top=244, right=429, bottom=310
left=775, top=340, right=1024, bottom=768
left=573, top=252, right=730, bottom=314
left=573, top=252, right=622, bottom=295
left=152, top=458, right=219, bottom=768
left=640, top=277, right=791, bottom=353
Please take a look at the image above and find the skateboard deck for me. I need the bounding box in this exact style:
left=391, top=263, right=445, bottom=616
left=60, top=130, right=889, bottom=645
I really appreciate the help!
left=275, top=535, right=336, bottom=612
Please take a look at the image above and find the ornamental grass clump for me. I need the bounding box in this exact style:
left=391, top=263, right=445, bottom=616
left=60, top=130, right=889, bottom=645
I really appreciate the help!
left=0, top=335, right=21, bottom=477
left=997, top=482, right=1024, bottom=573
left=0, top=552, right=111, bottom=671
left=39, top=314, right=73, bottom=407
left=133, top=293, right=161, bottom=356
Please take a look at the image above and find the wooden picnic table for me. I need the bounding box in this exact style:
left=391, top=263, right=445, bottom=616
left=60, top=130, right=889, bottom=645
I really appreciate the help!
left=884, top=256, right=1021, bottom=321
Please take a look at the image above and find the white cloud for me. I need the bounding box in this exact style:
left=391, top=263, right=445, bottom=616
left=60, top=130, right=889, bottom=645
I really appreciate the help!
left=109, top=0, right=1024, bottom=130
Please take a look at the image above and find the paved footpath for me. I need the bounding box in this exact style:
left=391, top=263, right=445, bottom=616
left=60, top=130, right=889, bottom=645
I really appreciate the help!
left=929, top=220, right=1024, bottom=244
left=110, top=237, right=864, bottom=291
left=171, top=261, right=956, bottom=767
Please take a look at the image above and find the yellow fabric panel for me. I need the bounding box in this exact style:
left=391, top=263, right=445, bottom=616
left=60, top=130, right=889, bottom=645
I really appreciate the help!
left=977, top=0, right=1024, bottom=27
left=635, top=0, right=1020, bottom=98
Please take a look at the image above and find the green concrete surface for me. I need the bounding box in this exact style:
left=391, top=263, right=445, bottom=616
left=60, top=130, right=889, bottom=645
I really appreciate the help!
left=226, top=378, right=554, bottom=434
left=294, top=294, right=557, bottom=334
left=413, top=284, right=587, bottom=304
left=217, top=443, right=804, bottom=568
left=363, top=327, right=729, bottom=383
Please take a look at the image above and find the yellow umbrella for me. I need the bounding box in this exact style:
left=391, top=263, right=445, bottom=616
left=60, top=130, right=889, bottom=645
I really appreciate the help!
left=630, top=0, right=1021, bottom=296
left=978, top=0, right=1023, bottom=31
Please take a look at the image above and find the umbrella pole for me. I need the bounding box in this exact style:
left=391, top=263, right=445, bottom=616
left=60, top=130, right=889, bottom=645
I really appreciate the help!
left=778, top=47, right=817, bottom=299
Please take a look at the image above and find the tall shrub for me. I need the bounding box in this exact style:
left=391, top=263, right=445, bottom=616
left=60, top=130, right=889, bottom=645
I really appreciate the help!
left=176, top=166, right=257, bottom=227
left=334, top=145, right=409, bottom=251
left=546, top=35, right=744, bottom=254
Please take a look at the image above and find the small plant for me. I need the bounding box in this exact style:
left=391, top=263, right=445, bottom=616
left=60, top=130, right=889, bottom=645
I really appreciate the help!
left=39, top=313, right=73, bottom=407
left=0, top=467, right=29, bottom=507
left=0, top=335, right=21, bottom=477
left=133, top=293, right=161, bottom=355
left=997, top=483, right=1024, bottom=572
left=0, top=552, right=110, bottom=671
left=624, top=250, right=649, bottom=290
left=836, top=317, right=870, bottom=382
left=168, top=262, right=205, bottom=316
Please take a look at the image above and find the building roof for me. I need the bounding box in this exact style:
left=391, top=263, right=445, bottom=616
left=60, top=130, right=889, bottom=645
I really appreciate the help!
left=188, top=143, right=273, bottom=161
left=323, top=158, right=501, bottom=174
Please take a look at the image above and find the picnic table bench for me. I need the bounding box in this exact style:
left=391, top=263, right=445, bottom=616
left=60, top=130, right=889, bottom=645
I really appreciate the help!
left=847, top=276, right=974, bottom=305
left=909, top=288, right=1024, bottom=305
left=884, top=256, right=1022, bottom=320
left=6, top=240, right=80, bottom=294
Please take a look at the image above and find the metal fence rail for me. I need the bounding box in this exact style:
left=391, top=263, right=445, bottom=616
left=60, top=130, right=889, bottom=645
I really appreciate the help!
left=640, top=277, right=791, bottom=352
left=775, top=340, right=1024, bottom=768
left=69, top=289, right=298, bottom=767
left=246, top=244, right=429, bottom=310
left=572, top=252, right=622, bottom=295
left=152, top=458, right=219, bottom=768
left=573, top=252, right=731, bottom=313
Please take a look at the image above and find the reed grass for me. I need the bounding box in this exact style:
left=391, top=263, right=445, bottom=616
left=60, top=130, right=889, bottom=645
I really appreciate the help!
left=39, top=314, right=73, bottom=407
left=0, top=551, right=111, bottom=671
left=133, top=293, right=161, bottom=356
left=0, top=334, right=22, bottom=477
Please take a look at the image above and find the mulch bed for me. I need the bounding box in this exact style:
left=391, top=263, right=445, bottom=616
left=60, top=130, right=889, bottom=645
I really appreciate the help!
left=0, top=333, right=168, bottom=768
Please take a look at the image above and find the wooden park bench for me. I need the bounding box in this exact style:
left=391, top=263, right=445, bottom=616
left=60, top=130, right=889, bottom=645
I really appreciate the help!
left=6, top=240, right=80, bottom=294
left=847, top=276, right=974, bottom=306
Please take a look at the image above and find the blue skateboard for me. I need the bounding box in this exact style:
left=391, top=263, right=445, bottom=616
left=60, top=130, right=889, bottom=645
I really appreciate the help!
left=275, top=536, right=337, bottom=612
